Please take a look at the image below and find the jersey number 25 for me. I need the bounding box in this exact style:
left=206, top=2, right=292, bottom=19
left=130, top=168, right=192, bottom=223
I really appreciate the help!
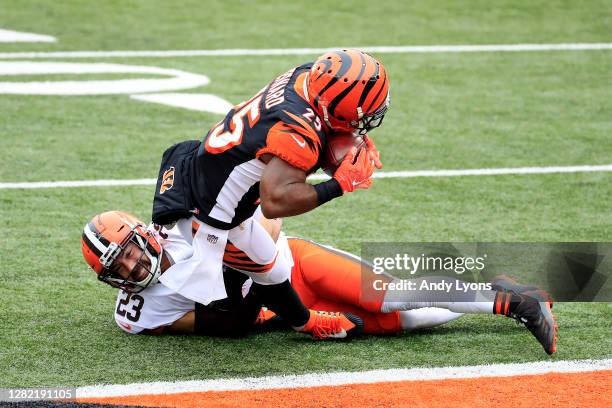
left=205, top=94, right=263, bottom=154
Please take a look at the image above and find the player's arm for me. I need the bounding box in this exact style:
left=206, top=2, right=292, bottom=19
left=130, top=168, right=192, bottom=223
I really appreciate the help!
left=259, top=154, right=324, bottom=218
left=259, top=146, right=375, bottom=219
left=162, top=290, right=262, bottom=337
left=256, top=210, right=282, bottom=242
left=165, top=311, right=195, bottom=334
left=160, top=304, right=262, bottom=337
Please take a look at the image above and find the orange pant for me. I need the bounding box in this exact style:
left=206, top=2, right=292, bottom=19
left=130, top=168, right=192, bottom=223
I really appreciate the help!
left=288, top=238, right=401, bottom=335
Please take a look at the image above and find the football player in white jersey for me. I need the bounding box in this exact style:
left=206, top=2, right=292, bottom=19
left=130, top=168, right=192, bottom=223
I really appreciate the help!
left=82, top=210, right=557, bottom=354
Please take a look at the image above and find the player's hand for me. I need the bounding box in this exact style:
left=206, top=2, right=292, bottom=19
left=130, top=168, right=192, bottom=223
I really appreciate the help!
left=333, top=146, right=375, bottom=193
left=364, top=135, right=383, bottom=169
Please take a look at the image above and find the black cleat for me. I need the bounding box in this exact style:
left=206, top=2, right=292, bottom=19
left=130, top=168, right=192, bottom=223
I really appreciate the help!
left=492, top=275, right=553, bottom=309
left=504, top=291, right=558, bottom=355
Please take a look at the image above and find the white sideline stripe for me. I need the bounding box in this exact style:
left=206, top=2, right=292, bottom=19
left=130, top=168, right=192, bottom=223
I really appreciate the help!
left=2, top=164, right=611, bottom=190
left=130, top=93, right=233, bottom=114
left=1, top=43, right=611, bottom=59
left=76, top=358, right=612, bottom=398
left=308, top=164, right=612, bottom=180
left=0, top=178, right=158, bottom=189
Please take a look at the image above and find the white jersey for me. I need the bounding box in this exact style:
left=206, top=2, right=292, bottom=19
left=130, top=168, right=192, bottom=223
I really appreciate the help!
left=114, top=286, right=196, bottom=334
left=114, top=220, right=294, bottom=334
left=113, top=219, right=196, bottom=334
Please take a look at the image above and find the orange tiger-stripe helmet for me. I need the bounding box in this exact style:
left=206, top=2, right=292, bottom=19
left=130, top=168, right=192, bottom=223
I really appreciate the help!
left=307, top=49, right=390, bottom=134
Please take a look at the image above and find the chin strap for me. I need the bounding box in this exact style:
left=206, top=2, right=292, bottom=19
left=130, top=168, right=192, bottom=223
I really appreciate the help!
left=302, top=73, right=310, bottom=102
left=321, top=104, right=333, bottom=129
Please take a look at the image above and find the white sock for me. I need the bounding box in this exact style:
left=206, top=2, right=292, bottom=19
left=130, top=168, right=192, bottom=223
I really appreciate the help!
left=400, top=307, right=464, bottom=330
left=386, top=301, right=492, bottom=314
left=380, top=277, right=496, bottom=314
left=433, top=301, right=493, bottom=314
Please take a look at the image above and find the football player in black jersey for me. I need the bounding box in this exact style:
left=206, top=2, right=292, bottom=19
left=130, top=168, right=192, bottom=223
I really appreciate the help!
left=149, top=49, right=390, bottom=339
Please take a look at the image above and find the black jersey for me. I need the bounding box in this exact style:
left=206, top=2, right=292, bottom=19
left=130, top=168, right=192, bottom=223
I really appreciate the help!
left=185, top=63, right=328, bottom=229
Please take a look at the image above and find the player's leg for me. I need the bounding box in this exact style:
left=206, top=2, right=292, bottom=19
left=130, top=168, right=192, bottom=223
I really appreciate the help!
left=380, top=275, right=496, bottom=314
left=398, top=308, right=463, bottom=330
left=378, top=274, right=556, bottom=354
left=288, top=242, right=462, bottom=333
left=226, top=217, right=308, bottom=328
left=288, top=238, right=389, bottom=313
left=227, top=217, right=361, bottom=339
left=305, top=299, right=462, bottom=334
left=289, top=238, right=555, bottom=352
left=289, top=238, right=528, bottom=315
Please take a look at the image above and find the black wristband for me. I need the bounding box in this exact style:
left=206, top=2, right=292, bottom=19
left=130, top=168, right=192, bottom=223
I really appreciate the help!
left=314, top=178, right=343, bottom=205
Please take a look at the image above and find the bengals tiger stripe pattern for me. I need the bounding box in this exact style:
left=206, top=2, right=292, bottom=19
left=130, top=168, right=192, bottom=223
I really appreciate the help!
left=307, top=49, right=389, bottom=132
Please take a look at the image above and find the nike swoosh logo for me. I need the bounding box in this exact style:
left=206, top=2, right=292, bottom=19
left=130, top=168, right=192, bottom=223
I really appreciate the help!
left=119, top=322, right=132, bottom=330
left=291, top=134, right=306, bottom=148
left=329, top=328, right=347, bottom=338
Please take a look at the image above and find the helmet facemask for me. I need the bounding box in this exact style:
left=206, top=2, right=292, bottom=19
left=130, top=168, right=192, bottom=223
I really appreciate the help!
left=97, top=226, right=163, bottom=293
left=352, top=93, right=390, bottom=135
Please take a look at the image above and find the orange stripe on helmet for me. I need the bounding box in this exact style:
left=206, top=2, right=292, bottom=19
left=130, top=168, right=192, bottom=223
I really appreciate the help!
left=327, top=51, right=368, bottom=116
left=310, top=50, right=356, bottom=106
left=363, top=73, right=389, bottom=112
left=307, top=49, right=389, bottom=132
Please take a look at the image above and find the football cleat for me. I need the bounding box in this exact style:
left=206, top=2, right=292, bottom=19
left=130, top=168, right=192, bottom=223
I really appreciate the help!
left=492, top=275, right=553, bottom=309
left=254, top=307, right=278, bottom=325
left=301, top=310, right=363, bottom=340
left=497, top=290, right=558, bottom=355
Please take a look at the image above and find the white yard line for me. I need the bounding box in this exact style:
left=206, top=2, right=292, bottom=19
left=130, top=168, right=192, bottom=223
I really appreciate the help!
left=0, top=43, right=611, bottom=59
left=0, top=61, right=210, bottom=95
left=307, top=164, right=612, bottom=180
left=0, top=178, right=158, bottom=190
left=1, top=164, right=611, bottom=190
left=0, top=28, right=56, bottom=43
left=76, top=358, right=612, bottom=397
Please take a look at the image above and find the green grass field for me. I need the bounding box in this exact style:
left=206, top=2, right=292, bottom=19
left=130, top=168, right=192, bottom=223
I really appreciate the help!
left=1, top=0, right=611, bottom=388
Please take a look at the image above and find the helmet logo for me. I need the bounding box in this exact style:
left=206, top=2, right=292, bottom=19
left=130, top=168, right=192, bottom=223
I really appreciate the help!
left=160, top=167, right=175, bottom=194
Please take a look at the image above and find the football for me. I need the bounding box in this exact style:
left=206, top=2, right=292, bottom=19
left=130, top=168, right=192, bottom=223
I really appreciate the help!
left=321, top=132, right=366, bottom=176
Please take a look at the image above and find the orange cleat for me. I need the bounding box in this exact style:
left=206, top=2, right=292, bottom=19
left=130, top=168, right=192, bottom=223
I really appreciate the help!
left=300, top=310, right=363, bottom=340
left=255, top=307, right=278, bottom=325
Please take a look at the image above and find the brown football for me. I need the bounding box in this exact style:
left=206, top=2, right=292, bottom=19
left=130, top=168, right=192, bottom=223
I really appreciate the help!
left=321, top=132, right=366, bottom=176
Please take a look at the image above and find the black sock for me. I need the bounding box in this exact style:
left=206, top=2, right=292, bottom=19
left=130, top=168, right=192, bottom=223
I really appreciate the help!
left=251, top=280, right=310, bottom=327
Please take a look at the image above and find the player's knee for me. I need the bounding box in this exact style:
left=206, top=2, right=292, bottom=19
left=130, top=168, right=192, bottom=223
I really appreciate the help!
left=299, top=255, right=328, bottom=284
left=248, top=252, right=291, bottom=285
